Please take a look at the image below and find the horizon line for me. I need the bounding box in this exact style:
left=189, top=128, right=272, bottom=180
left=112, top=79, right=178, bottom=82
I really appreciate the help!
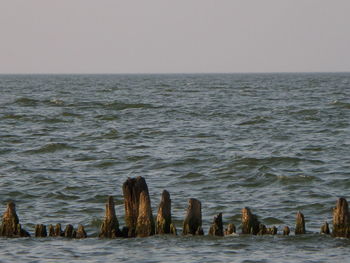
left=1, top=71, right=350, bottom=75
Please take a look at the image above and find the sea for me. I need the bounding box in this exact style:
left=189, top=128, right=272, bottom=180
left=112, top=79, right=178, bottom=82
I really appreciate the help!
left=0, top=73, right=349, bottom=262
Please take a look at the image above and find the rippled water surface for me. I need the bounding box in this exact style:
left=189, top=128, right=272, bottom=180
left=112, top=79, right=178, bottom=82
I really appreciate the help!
left=0, top=73, right=350, bottom=262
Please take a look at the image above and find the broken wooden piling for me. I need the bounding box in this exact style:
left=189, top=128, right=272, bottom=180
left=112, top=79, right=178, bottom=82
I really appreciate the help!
left=295, top=211, right=306, bottom=235
left=320, top=221, right=330, bottom=235
left=0, top=202, right=30, bottom=237
left=208, top=213, right=224, bottom=236
left=332, top=197, right=350, bottom=238
left=156, top=190, right=172, bottom=235
left=35, top=224, right=47, bottom=237
left=135, top=191, right=155, bottom=237
left=182, top=198, right=203, bottom=235
left=99, top=196, right=122, bottom=238
left=123, top=176, right=154, bottom=237
left=241, top=207, right=260, bottom=235
left=224, top=223, right=236, bottom=235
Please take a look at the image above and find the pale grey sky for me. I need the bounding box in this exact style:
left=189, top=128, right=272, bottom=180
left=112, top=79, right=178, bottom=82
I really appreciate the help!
left=1, top=0, right=350, bottom=73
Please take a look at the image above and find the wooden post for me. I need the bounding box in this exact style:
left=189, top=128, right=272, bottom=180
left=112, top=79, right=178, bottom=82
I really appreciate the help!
left=182, top=198, right=202, bottom=235
left=295, top=211, right=306, bottom=235
left=208, top=213, right=224, bottom=236
left=99, top=196, right=121, bottom=238
left=332, top=197, right=350, bottom=238
left=123, top=176, right=152, bottom=237
left=241, top=207, right=260, bottom=235
left=156, top=190, right=172, bottom=234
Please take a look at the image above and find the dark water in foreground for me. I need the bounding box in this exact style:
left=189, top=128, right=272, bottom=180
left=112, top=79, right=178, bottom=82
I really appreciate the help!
left=0, top=73, right=350, bottom=262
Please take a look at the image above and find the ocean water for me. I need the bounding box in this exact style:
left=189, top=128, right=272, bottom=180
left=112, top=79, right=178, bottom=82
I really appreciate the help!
left=0, top=73, right=349, bottom=262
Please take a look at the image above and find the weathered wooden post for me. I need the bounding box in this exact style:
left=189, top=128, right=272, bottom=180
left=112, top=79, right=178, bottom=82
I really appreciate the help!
left=295, top=211, right=306, bottom=235
left=283, top=226, right=290, bottom=236
left=123, top=176, right=154, bottom=237
left=332, top=197, right=350, bottom=238
left=182, top=198, right=203, bottom=235
left=35, top=224, right=47, bottom=237
left=136, top=191, right=155, bottom=237
left=258, top=223, right=267, bottom=235
left=64, top=224, right=75, bottom=238
left=99, top=196, right=121, bottom=238
left=320, top=221, right=330, bottom=235
left=0, top=202, right=30, bottom=237
left=156, top=190, right=172, bottom=234
left=267, top=226, right=277, bottom=235
left=76, top=224, right=87, bottom=238
left=208, top=213, right=224, bottom=236
left=224, top=223, right=236, bottom=235
left=241, top=207, right=260, bottom=235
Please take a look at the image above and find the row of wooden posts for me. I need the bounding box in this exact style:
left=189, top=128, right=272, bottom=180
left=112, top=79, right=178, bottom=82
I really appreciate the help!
left=0, top=176, right=349, bottom=238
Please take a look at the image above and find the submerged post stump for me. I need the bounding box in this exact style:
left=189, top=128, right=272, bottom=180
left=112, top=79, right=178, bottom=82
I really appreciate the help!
left=332, top=197, right=350, bottom=238
left=267, top=226, right=277, bottom=235
left=182, top=198, right=202, bottom=235
left=208, top=213, right=224, bottom=236
left=35, top=224, right=47, bottom=237
left=170, top=223, right=177, bottom=235
left=224, top=223, right=236, bottom=235
left=64, top=224, right=75, bottom=238
left=123, top=176, right=153, bottom=237
left=99, top=196, right=121, bottom=238
left=0, top=202, right=30, bottom=237
left=76, top=224, right=87, bottom=239
left=258, top=224, right=267, bottom=235
left=241, top=207, right=260, bottom=235
left=156, top=190, right=172, bottom=234
left=48, top=225, right=54, bottom=237
left=283, top=226, right=290, bottom=236
left=135, top=191, right=155, bottom=237
left=320, top=221, right=330, bottom=235
left=295, top=211, right=306, bottom=235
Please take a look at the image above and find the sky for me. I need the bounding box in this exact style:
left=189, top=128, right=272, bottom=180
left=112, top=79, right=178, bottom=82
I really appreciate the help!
left=1, top=0, right=350, bottom=74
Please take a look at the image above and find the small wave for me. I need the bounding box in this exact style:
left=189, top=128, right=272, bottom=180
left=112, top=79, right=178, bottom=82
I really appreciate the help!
left=276, top=174, right=318, bottom=184
left=105, top=101, right=154, bottom=111
left=234, top=156, right=324, bottom=167
left=14, top=97, right=39, bottom=106
left=25, top=143, right=75, bottom=154
left=102, top=129, right=120, bottom=139
left=330, top=100, right=350, bottom=109
left=95, top=114, right=119, bottom=121
left=238, top=116, right=269, bottom=126
left=61, top=111, right=82, bottom=118
left=180, top=172, right=204, bottom=179
left=1, top=113, right=24, bottom=120
left=92, top=160, right=116, bottom=168
left=49, top=98, right=64, bottom=105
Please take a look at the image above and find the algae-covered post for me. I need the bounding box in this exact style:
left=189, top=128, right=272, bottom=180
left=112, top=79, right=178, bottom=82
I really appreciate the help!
left=99, top=196, right=121, bottom=238
left=332, top=197, right=350, bottom=238
left=182, top=198, right=203, bottom=235
left=0, top=202, right=30, bottom=237
left=295, top=211, right=306, bottom=235
left=241, top=207, right=260, bottom=235
left=123, top=176, right=153, bottom=237
left=208, top=213, right=224, bottom=236
left=156, top=190, right=172, bottom=234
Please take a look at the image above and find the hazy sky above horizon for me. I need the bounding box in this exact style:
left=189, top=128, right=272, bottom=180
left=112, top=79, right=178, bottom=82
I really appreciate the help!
left=1, top=0, right=350, bottom=73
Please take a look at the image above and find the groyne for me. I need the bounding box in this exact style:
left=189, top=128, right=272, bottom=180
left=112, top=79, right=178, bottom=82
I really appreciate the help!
left=0, top=176, right=349, bottom=239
